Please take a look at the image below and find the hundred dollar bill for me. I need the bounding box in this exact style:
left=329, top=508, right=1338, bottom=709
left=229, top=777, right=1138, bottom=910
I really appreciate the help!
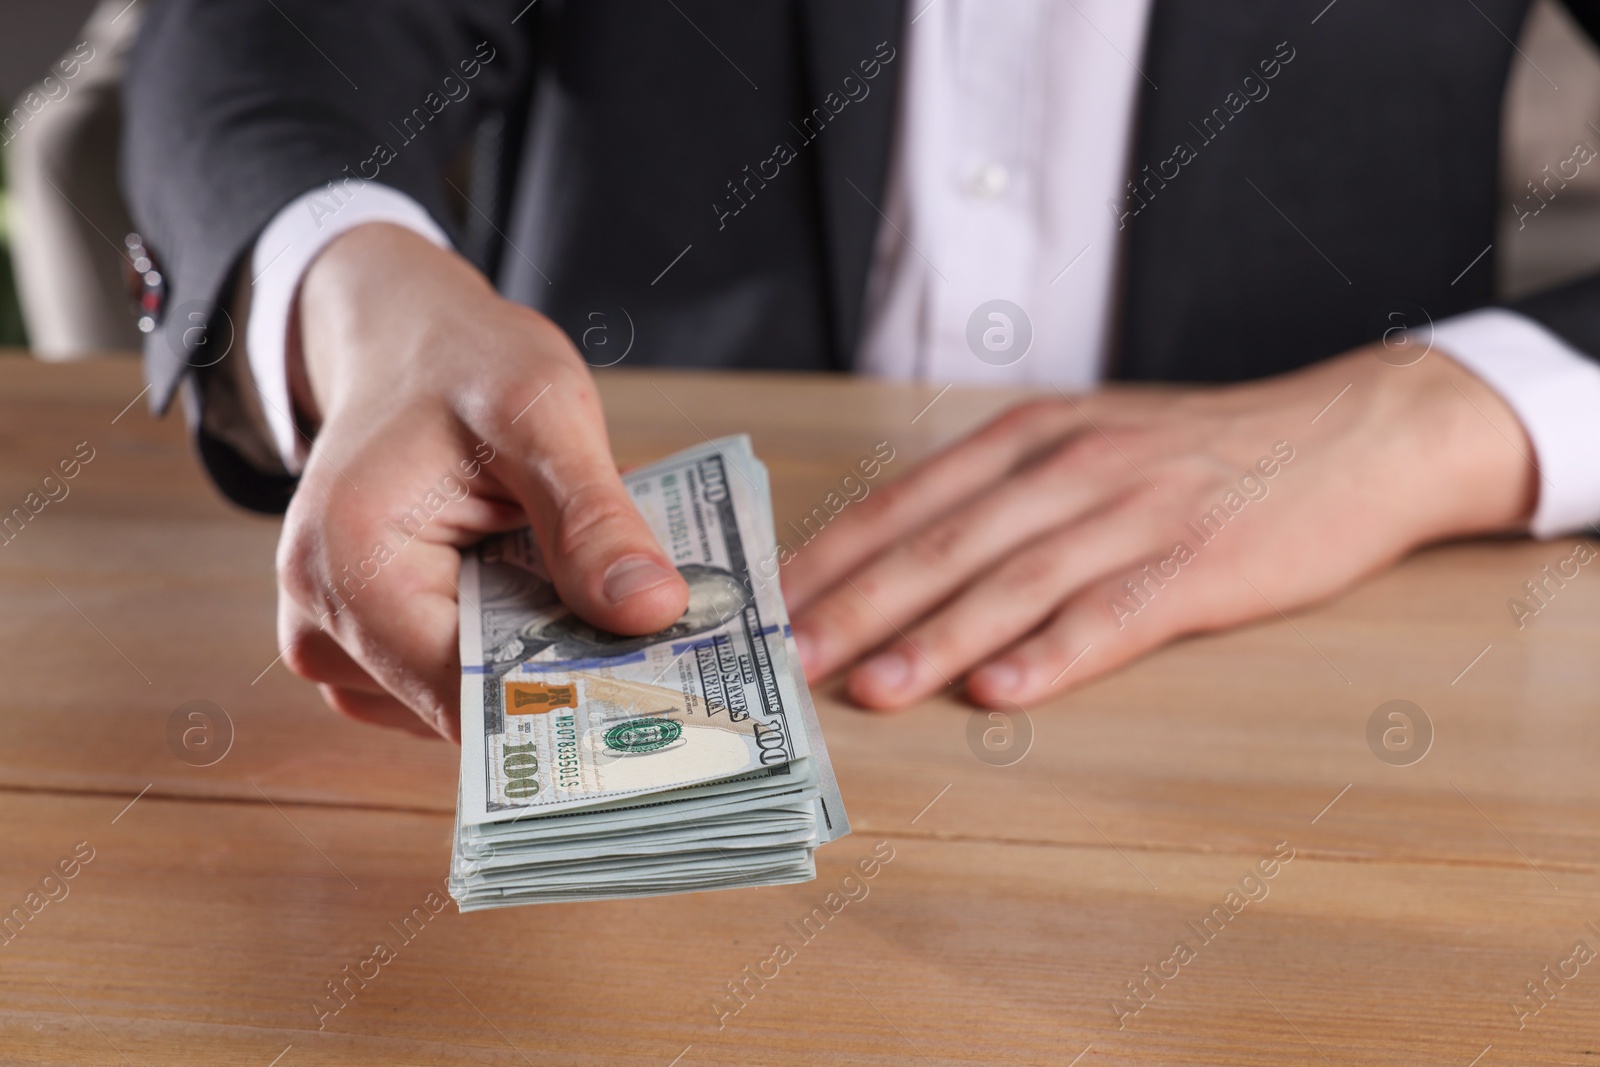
left=457, top=437, right=818, bottom=826
left=740, top=442, right=849, bottom=846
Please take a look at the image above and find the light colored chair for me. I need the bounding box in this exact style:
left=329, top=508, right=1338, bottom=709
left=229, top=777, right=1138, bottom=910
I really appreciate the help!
left=5, top=0, right=142, bottom=359
left=1501, top=0, right=1600, bottom=298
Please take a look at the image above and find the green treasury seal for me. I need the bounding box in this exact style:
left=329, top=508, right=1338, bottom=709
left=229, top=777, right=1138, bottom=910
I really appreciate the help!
left=604, top=717, right=683, bottom=754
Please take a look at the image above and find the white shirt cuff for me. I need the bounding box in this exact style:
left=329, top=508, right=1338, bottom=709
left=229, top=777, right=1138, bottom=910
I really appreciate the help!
left=1428, top=307, right=1600, bottom=538
left=246, top=182, right=451, bottom=474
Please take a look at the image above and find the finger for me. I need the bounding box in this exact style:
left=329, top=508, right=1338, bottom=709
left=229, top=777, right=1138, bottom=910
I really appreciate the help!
left=473, top=359, right=688, bottom=635
left=281, top=627, right=391, bottom=694
left=844, top=490, right=1169, bottom=709
left=780, top=399, right=1081, bottom=611
left=319, top=537, right=466, bottom=738
left=964, top=597, right=1120, bottom=708
left=791, top=431, right=1143, bottom=678
left=277, top=469, right=468, bottom=740
left=319, top=684, right=449, bottom=740
left=965, top=555, right=1267, bottom=707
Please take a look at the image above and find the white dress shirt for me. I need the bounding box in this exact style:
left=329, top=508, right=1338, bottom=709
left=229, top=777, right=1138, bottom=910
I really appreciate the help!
left=245, top=0, right=1600, bottom=537
left=857, top=0, right=1147, bottom=389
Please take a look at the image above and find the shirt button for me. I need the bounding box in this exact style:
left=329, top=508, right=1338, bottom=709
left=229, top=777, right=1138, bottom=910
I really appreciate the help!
left=968, top=162, right=1010, bottom=199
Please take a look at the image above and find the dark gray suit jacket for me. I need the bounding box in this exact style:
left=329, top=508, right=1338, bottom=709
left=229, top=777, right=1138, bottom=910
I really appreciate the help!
left=122, top=0, right=1600, bottom=512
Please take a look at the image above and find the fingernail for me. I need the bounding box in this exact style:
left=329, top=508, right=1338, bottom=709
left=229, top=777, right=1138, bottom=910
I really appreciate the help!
left=793, top=631, right=818, bottom=673
left=859, top=651, right=911, bottom=693
left=975, top=663, right=1021, bottom=696
left=601, top=556, right=677, bottom=605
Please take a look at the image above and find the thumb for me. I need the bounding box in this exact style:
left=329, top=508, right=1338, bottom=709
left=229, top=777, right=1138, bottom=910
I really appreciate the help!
left=485, top=373, right=689, bottom=635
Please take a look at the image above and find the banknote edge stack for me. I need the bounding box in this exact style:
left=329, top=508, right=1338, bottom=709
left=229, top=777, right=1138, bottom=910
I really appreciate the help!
left=449, top=435, right=849, bottom=909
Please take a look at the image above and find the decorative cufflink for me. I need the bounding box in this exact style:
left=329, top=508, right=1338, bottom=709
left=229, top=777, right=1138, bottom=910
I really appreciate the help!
left=122, top=232, right=165, bottom=334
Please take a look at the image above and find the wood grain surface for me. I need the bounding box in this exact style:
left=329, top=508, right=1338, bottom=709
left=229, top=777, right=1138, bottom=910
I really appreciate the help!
left=0, top=355, right=1597, bottom=1066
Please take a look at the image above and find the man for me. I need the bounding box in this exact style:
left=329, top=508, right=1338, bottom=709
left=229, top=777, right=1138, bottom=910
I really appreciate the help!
left=123, top=0, right=1600, bottom=740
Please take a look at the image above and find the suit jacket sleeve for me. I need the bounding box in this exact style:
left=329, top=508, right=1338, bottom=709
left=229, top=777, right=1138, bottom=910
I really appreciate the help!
left=120, top=0, right=527, bottom=512
left=1511, top=275, right=1600, bottom=360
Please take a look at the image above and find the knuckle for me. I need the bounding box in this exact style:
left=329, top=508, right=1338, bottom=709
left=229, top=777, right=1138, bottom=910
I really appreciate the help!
left=846, top=567, right=896, bottom=610
left=996, top=545, right=1064, bottom=596
left=1059, top=429, right=1121, bottom=469
left=275, top=503, right=319, bottom=583
left=482, top=361, right=596, bottom=433
left=281, top=631, right=331, bottom=683
left=389, top=682, right=448, bottom=731
left=902, top=520, right=966, bottom=571
left=992, top=398, right=1062, bottom=437
left=318, top=685, right=368, bottom=723
left=277, top=488, right=377, bottom=609
left=554, top=483, right=639, bottom=558
left=859, top=475, right=912, bottom=522
left=1031, top=618, right=1088, bottom=671
left=904, top=619, right=961, bottom=669
left=807, top=592, right=880, bottom=646
left=276, top=535, right=331, bottom=617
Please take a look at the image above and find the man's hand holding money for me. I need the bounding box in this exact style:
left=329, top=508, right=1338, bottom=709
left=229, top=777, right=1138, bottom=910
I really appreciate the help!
left=273, top=223, right=688, bottom=740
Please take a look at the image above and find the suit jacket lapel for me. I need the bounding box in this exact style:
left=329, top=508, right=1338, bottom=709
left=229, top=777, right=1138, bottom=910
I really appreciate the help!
left=797, top=0, right=905, bottom=369
left=1115, top=0, right=1285, bottom=380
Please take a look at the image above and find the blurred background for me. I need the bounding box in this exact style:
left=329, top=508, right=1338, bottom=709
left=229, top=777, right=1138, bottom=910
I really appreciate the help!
left=1, top=0, right=138, bottom=356
left=0, top=0, right=1598, bottom=359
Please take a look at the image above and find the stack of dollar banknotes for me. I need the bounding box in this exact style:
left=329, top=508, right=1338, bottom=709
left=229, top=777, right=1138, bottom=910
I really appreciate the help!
left=450, top=437, right=849, bottom=909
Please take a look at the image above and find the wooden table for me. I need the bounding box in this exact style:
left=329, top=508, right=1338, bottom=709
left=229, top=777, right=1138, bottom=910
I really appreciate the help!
left=1, top=355, right=1598, bottom=1066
